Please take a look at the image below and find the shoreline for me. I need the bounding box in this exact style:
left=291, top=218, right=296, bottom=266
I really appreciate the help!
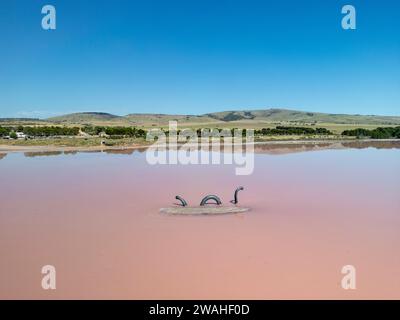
left=1, top=138, right=399, bottom=153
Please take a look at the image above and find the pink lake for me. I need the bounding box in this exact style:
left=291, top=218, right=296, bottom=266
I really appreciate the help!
left=0, top=142, right=399, bottom=299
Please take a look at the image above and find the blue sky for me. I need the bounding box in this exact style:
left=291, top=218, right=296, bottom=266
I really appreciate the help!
left=0, top=0, right=399, bottom=118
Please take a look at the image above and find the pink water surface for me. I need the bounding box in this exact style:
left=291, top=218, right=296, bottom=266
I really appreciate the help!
left=0, top=144, right=399, bottom=299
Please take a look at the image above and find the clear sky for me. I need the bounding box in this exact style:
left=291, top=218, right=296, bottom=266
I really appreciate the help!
left=0, top=0, right=399, bottom=118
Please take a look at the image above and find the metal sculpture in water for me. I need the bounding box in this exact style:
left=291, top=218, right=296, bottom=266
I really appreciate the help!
left=174, top=186, right=244, bottom=207
left=230, top=186, right=244, bottom=204
left=175, top=195, right=188, bottom=207
left=200, top=195, right=222, bottom=206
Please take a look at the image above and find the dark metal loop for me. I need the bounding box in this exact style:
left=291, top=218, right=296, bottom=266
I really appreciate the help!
left=175, top=195, right=188, bottom=207
left=200, top=195, right=222, bottom=206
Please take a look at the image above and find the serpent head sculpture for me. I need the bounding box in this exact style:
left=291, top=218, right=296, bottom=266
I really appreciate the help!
left=230, top=186, right=244, bottom=204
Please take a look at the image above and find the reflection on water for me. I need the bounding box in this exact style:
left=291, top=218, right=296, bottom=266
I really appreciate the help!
left=64, top=151, right=78, bottom=155
left=342, top=140, right=400, bottom=149
left=1, top=140, right=398, bottom=159
left=104, top=148, right=147, bottom=155
left=254, top=140, right=400, bottom=154
left=24, top=151, right=63, bottom=158
left=14, top=147, right=148, bottom=158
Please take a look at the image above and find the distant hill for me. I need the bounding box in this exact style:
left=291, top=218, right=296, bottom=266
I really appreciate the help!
left=0, top=118, right=43, bottom=122
left=124, top=113, right=216, bottom=126
left=45, top=109, right=400, bottom=126
left=0, top=118, right=45, bottom=126
left=206, top=109, right=400, bottom=125
left=48, top=112, right=122, bottom=123
left=2, top=109, right=400, bottom=129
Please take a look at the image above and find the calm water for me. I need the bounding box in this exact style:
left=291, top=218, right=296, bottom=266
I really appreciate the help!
left=0, top=143, right=399, bottom=299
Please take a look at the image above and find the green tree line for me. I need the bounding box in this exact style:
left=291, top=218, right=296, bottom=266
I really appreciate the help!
left=342, top=126, right=400, bottom=139
left=0, top=125, right=80, bottom=137
left=82, top=126, right=146, bottom=138
left=23, top=126, right=80, bottom=136
left=0, top=126, right=10, bottom=136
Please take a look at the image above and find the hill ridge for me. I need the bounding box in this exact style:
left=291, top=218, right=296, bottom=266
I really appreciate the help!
left=2, top=108, right=400, bottom=126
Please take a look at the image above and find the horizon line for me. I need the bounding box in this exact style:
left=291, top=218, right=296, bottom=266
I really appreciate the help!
left=2, top=107, right=400, bottom=120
